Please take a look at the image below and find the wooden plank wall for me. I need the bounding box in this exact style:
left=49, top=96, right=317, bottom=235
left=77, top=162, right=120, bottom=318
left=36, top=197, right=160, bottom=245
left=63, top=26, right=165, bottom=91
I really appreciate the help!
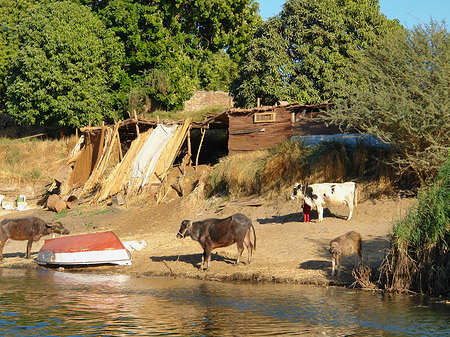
left=228, top=108, right=292, bottom=153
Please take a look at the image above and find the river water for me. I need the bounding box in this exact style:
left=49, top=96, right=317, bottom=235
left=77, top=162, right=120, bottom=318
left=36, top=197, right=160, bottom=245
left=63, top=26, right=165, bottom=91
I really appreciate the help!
left=0, top=268, right=449, bottom=336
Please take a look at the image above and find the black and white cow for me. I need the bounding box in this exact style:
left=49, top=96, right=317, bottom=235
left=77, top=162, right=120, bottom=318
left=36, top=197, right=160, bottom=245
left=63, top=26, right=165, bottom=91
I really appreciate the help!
left=291, top=182, right=357, bottom=222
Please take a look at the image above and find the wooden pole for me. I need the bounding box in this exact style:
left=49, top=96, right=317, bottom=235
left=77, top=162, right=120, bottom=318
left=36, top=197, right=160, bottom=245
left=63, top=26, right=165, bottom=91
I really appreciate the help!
left=195, top=128, right=206, bottom=169
left=187, top=127, right=192, bottom=166
left=133, top=109, right=140, bottom=136
left=116, top=123, right=123, bottom=162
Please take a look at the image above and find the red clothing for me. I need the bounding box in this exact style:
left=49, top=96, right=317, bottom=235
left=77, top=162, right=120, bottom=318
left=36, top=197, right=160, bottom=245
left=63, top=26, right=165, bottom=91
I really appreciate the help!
left=303, top=203, right=311, bottom=222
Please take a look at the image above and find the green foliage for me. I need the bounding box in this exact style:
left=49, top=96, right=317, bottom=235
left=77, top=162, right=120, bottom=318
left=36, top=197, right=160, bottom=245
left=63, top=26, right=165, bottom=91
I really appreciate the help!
left=2, top=0, right=261, bottom=119
left=52, top=208, right=68, bottom=219
left=327, top=20, right=450, bottom=183
left=0, top=0, right=37, bottom=114
left=5, top=1, right=124, bottom=128
left=25, top=168, right=41, bottom=179
left=393, top=156, right=450, bottom=252
left=384, top=155, right=450, bottom=295
left=232, top=0, right=401, bottom=107
left=94, top=0, right=262, bottom=112
left=198, top=50, right=239, bottom=91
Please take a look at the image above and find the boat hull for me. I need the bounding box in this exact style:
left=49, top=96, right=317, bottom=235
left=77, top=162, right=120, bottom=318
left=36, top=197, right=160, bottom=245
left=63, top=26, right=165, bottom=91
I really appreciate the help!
left=35, top=231, right=132, bottom=266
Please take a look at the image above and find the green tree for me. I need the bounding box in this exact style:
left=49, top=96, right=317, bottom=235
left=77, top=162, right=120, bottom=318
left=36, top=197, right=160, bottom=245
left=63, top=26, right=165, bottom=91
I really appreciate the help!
left=199, top=50, right=239, bottom=91
left=0, top=0, right=37, bottom=114
left=326, top=21, right=450, bottom=183
left=5, top=1, right=124, bottom=128
left=232, top=0, right=400, bottom=107
left=89, top=0, right=262, bottom=111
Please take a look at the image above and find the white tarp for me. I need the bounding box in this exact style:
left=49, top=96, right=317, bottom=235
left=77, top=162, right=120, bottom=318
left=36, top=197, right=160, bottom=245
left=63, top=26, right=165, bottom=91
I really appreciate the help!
left=131, top=124, right=178, bottom=187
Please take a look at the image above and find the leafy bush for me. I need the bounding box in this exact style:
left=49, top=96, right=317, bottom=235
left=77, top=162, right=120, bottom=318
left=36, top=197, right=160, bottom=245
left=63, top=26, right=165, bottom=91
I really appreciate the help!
left=381, top=155, right=450, bottom=295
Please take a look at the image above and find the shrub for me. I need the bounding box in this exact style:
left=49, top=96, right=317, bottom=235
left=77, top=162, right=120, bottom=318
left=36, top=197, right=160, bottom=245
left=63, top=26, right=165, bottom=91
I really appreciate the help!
left=381, top=155, right=450, bottom=295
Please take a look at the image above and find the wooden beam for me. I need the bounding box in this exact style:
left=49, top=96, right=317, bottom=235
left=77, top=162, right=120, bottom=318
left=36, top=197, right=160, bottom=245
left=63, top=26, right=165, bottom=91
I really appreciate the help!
left=17, top=133, right=45, bottom=141
left=195, top=128, right=206, bottom=168
left=187, top=127, right=192, bottom=166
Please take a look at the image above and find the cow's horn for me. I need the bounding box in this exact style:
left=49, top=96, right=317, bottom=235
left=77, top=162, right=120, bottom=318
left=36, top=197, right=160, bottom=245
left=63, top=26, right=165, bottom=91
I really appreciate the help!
left=45, top=222, right=53, bottom=228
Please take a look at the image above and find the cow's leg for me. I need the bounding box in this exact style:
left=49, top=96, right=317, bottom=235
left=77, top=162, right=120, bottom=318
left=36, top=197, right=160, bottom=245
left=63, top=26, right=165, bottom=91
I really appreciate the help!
left=202, top=247, right=212, bottom=271
left=26, top=240, right=33, bottom=259
left=337, top=255, right=342, bottom=279
left=347, top=200, right=353, bottom=220
left=0, top=239, right=5, bottom=260
left=317, top=205, right=324, bottom=222
left=235, top=241, right=244, bottom=265
left=201, top=250, right=206, bottom=269
left=243, top=228, right=253, bottom=264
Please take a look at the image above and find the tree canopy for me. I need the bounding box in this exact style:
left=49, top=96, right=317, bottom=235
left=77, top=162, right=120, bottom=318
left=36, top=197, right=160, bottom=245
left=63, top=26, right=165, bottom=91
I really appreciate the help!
left=325, top=20, right=450, bottom=182
left=1, top=0, right=262, bottom=127
left=0, top=0, right=37, bottom=114
left=5, top=1, right=124, bottom=128
left=90, top=0, right=262, bottom=111
left=231, top=0, right=401, bottom=107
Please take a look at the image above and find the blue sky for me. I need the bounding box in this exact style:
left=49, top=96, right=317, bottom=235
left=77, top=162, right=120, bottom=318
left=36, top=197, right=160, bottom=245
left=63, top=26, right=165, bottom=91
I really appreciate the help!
left=257, top=0, right=449, bottom=28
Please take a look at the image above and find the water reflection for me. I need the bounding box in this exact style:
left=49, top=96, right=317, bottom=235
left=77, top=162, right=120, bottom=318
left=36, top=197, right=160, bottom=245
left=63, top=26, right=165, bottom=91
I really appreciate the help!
left=0, top=268, right=449, bottom=336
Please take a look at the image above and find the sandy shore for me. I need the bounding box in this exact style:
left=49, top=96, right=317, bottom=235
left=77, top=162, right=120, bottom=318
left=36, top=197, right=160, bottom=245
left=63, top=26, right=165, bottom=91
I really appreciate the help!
left=0, top=193, right=414, bottom=287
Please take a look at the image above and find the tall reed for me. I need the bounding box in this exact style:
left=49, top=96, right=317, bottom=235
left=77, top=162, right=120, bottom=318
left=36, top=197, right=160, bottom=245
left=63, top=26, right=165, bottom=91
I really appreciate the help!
left=381, top=155, right=450, bottom=295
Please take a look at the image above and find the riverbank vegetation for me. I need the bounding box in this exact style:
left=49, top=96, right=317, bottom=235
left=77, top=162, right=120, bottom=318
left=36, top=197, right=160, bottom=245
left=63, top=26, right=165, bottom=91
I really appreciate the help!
left=207, top=139, right=403, bottom=200
left=381, top=156, right=450, bottom=297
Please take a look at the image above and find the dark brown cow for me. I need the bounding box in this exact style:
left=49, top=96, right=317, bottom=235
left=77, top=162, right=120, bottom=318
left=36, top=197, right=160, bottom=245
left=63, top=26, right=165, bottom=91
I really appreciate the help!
left=0, top=216, right=70, bottom=260
left=176, top=213, right=256, bottom=270
left=329, top=231, right=362, bottom=277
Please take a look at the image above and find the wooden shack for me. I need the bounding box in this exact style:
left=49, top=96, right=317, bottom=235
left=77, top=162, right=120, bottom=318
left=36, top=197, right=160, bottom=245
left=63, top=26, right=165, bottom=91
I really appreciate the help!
left=227, top=102, right=330, bottom=153
left=52, top=116, right=214, bottom=205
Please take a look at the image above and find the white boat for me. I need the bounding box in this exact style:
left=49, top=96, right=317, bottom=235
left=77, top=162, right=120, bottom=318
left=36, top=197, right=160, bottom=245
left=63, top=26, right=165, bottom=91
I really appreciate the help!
left=35, top=231, right=132, bottom=266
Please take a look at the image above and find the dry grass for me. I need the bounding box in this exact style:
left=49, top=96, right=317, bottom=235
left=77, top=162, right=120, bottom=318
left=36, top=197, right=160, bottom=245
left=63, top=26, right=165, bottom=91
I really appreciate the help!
left=351, top=263, right=377, bottom=289
left=207, top=150, right=267, bottom=197
left=305, top=141, right=349, bottom=183
left=0, top=136, right=78, bottom=185
left=206, top=139, right=403, bottom=201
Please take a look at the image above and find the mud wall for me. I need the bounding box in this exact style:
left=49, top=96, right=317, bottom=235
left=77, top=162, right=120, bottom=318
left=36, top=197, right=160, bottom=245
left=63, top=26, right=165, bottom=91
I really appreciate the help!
left=184, top=91, right=233, bottom=111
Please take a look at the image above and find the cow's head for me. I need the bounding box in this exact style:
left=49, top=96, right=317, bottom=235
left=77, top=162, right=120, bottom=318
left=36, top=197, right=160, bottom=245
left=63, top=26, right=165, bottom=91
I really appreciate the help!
left=176, top=220, right=192, bottom=239
left=290, top=183, right=305, bottom=200
left=329, top=241, right=341, bottom=256
left=45, top=222, right=70, bottom=235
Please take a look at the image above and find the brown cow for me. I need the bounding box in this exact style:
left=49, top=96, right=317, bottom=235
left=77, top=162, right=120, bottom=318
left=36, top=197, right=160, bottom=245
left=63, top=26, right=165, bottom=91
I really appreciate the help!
left=329, top=231, right=362, bottom=277
left=0, top=216, right=70, bottom=260
left=176, top=213, right=256, bottom=271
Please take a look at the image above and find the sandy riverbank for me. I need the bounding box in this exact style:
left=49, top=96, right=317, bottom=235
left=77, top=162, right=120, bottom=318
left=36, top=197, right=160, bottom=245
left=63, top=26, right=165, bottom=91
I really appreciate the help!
left=0, top=190, right=414, bottom=287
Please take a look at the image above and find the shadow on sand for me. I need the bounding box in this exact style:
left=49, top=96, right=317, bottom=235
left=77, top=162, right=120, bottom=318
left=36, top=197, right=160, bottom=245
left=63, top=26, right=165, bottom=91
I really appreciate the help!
left=150, top=252, right=236, bottom=269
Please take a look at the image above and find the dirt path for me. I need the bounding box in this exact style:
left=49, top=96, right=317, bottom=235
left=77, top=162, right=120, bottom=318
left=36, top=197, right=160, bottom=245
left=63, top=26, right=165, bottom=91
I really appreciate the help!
left=0, top=190, right=414, bottom=287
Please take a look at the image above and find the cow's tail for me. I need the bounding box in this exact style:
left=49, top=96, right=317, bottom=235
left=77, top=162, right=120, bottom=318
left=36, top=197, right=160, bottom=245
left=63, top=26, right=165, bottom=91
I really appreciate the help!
left=250, top=222, right=256, bottom=254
